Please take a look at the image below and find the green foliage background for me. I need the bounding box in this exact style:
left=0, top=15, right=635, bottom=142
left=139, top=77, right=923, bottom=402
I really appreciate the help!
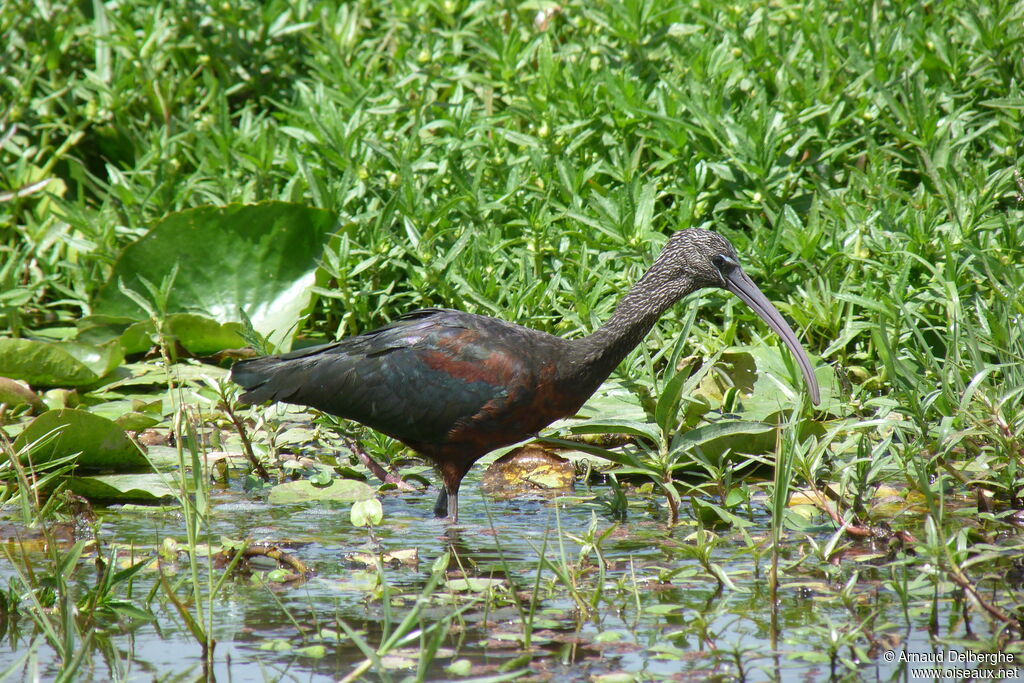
left=2, top=1, right=1023, bottom=471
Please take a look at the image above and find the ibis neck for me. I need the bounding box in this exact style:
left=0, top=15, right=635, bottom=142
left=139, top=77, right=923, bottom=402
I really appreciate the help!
left=571, top=273, right=696, bottom=380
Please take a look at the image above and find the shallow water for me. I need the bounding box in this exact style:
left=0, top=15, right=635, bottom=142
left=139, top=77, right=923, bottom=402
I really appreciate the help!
left=1, top=468, right=1019, bottom=682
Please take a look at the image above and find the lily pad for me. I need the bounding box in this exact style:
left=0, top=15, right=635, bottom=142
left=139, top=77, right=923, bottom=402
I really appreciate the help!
left=258, top=639, right=294, bottom=652
left=378, top=654, right=417, bottom=671
left=114, top=412, right=162, bottom=432
left=76, top=315, right=141, bottom=347
left=346, top=548, right=419, bottom=569
left=97, top=361, right=227, bottom=393
left=267, top=478, right=374, bottom=504
left=13, top=409, right=149, bottom=470
left=593, top=674, right=636, bottom=683
left=0, top=338, right=123, bottom=387
left=93, top=202, right=338, bottom=351
left=88, top=398, right=164, bottom=428
left=445, top=659, right=473, bottom=677
left=62, top=473, right=176, bottom=502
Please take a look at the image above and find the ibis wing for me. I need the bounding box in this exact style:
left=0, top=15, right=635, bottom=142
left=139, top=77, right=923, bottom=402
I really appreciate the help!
left=231, top=309, right=535, bottom=446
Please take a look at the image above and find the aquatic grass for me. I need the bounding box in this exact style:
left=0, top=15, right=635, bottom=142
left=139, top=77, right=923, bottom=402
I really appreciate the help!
left=114, top=274, right=251, bottom=667
left=0, top=434, right=154, bottom=681
left=156, top=405, right=217, bottom=666
left=766, top=417, right=797, bottom=648
left=337, top=552, right=442, bottom=682
left=542, top=504, right=598, bottom=616
left=481, top=500, right=550, bottom=652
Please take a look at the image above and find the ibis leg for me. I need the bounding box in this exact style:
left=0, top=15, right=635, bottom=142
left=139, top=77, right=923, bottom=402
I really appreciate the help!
left=433, top=488, right=448, bottom=518
left=434, top=460, right=470, bottom=522
left=433, top=486, right=460, bottom=523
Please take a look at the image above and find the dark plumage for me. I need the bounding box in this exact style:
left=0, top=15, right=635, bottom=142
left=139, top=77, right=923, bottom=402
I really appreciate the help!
left=231, top=229, right=820, bottom=522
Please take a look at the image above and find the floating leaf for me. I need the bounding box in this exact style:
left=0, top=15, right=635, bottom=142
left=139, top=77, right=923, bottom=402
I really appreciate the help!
left=317, top=628, right=347, bottom=642
left=592, top=673, right=636, bottom=683
left=258, top=639, right=293, bottom=652
left=330, top=570, right=380, bottom=592
left=76, top=315, right=139, bottom=347
left=644, top=604, right=685, bottom=616
left=114, top=412, right=161, bottom=432
left=60, top=341, right=124, bottom=379
left=346, top=548, right=419, bottom=568
left=99, top=361, right=227, bottom=392
left=267, top=478, right=374, bottom=504
left=62, top=473, right=175, bottom=502
left=41, top=389, right=80, bottom=411
left=81, top=315, right=246, bottom=357
left=93, top=202, right=338, bottom=351
left=88, top=398, right=163, bottom=423
left=378, top=654, right=416, bottom=671
left=13, top=409, right=148, bottom=470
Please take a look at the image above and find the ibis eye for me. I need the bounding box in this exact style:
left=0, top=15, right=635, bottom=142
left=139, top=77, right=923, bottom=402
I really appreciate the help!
left=712, top=254, right=739, bottom=271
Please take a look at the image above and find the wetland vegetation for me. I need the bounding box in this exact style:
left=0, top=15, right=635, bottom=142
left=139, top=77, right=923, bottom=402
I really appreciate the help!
left=1, top=0, right=1023, bottom=680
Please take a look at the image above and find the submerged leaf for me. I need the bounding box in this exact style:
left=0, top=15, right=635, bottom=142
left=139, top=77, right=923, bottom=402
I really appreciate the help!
left=444, top=577, right=506, bottom=592
left=482, top=445, right=575, bottom=495
left=267, top=478, right=374, bottom=504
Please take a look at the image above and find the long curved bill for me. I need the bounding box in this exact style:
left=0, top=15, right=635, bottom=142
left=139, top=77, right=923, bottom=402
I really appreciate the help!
left=723, top=268, right=820, bottom=405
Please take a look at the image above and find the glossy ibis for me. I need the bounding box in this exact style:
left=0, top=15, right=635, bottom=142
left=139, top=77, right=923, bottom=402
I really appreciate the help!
left=231, top=229, right=820, bottom=522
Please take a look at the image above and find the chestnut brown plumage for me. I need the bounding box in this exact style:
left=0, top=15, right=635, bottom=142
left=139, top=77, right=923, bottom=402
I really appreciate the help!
left=231, top=229, right=819, bottom=522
